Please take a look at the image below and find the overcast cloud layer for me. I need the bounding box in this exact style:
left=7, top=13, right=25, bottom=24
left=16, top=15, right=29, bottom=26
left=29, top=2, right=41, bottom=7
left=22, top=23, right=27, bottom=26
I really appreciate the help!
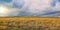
left=0, top=0, right=60, bottom=16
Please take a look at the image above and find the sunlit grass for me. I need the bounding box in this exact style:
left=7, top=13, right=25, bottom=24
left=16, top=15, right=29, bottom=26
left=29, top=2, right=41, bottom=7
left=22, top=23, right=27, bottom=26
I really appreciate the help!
left=0, top=16, right=60, bottom=30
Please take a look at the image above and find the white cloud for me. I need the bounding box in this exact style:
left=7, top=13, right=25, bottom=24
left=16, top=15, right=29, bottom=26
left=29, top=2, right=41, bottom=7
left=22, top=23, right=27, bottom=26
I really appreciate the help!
left=0, top=0, right=60, bottom=16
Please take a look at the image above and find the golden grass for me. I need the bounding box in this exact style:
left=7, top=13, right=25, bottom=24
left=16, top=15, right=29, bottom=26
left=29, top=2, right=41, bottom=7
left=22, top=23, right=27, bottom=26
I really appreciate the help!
left=0, top=16, right=60, bottom=30
left=0, top=16, right=60, bottom=21
left=0, top=16, right=60, bottom=25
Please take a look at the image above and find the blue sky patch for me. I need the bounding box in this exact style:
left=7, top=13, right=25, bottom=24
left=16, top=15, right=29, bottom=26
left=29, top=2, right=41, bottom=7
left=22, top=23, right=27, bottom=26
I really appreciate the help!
left=0, top=0, right=12, bottom=3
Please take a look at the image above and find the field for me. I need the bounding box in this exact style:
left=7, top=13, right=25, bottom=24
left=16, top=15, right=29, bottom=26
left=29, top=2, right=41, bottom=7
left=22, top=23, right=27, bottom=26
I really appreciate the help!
left=0, top=16, right=60, bottom=30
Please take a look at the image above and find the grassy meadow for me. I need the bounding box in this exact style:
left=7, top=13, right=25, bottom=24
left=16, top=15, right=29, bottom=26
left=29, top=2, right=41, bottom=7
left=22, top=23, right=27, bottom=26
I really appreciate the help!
left=0, top=16, right=60, bottom=30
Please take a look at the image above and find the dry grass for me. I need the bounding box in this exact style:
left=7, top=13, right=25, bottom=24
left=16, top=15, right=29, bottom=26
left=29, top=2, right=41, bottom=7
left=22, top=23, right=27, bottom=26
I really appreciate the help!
left=0, top=16, right=60, bottom=30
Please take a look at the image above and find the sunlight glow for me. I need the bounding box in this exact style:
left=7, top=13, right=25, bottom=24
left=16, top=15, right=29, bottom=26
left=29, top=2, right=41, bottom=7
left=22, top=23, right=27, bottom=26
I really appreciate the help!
left=0, top=6, right=9, bottom=14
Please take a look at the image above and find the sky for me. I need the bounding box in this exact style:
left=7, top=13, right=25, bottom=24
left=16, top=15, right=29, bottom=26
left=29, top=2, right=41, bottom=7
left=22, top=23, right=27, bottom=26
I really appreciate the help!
left=0, top=0, right=60, bottom=16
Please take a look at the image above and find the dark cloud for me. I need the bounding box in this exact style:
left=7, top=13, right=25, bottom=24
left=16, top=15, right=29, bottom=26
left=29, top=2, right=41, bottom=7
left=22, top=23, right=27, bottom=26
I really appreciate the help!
left=58, top=0, right=60, bottom=2
left=13, top=0, right=25, bottom=9
left=51, top=0, right=57, bottom=7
